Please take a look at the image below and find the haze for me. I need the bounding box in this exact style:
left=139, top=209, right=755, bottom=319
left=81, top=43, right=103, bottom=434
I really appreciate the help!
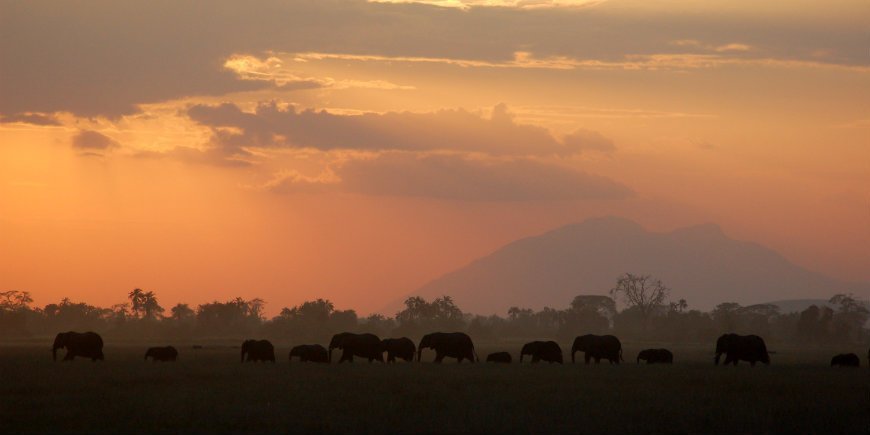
left=1, top=0, right=868, bottom=315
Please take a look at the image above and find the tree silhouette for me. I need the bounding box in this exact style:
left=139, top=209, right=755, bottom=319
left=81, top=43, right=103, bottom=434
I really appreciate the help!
left=610, top=273, right=669, bottom=323
left=128, top=288, right=164, bottom=320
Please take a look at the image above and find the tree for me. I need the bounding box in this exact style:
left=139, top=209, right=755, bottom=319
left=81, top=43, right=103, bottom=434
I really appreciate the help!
left=797, top=305, right=821, bottom=341
left=395, top=295, right=464, bottom=331
left=829, top=293, right=869, bottom=342
left=563, top=295, right=617, bottom=337
left=170, top=304, right=195, bottom=323
left=609, top=273, right=669, bottom=322
left=128, top=288, right=164, bottom=320
left=0, top=291, right=33, bottom=312
left=0, top=290, right=34, bottom=336
left=668, top=299, right=688, bottom=314
left=711, top=302, right=742, bottom=331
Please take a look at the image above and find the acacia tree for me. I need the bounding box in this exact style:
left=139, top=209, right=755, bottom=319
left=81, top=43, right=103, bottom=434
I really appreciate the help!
left=610, top=273, right=670, bottom=323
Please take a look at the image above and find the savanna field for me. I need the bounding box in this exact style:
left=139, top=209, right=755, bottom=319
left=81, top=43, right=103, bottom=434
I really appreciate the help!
left=2, top=341, right=867, bottom=434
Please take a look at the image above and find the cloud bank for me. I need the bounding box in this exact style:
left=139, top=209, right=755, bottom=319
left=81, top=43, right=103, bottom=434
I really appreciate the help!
left=2, top=0, right=866, bottom=118
left=270, top=152, right=633, bottom=201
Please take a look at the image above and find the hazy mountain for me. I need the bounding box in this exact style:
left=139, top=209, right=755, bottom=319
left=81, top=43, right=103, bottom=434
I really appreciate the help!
left=409, top=217, right=870, bottom=315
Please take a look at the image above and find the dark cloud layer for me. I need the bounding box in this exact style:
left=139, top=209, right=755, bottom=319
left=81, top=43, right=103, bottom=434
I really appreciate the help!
left=71, top=130, right=119, bottom=151
left=188, top=102, right=589, bottom=156
left=272, top=152, right=633, bottom=201
left=0, top=113, right=61, bottom=126
left=2, top=0, right=865, bottom=118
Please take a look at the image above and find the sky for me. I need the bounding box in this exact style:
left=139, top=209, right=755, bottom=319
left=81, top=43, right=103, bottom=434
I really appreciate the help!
left=1, top=0, right=868, bottom=315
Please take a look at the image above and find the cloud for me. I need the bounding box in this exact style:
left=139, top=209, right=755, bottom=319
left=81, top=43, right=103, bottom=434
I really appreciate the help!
left=71, top=130, right=120, bottom=152
left=562, top=129, right=615, bottom=153
left=188, top=102, right=599, bottom=157
left=0, top=112, right=61, bottom=126
left=269, top=152, right=633, bottom=201
left=2, top=0, right=867, bottom=118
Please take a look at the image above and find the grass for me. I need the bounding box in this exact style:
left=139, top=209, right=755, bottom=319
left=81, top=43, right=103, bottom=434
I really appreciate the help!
left=1, top=341, right=867, bottom=433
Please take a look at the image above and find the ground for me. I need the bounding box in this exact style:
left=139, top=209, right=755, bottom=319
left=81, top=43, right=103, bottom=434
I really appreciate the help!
left=1, top=341, right=868, bottom=433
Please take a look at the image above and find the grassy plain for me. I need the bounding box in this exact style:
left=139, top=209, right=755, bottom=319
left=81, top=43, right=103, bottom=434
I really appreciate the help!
left=1, top=340, right=868, bottom=434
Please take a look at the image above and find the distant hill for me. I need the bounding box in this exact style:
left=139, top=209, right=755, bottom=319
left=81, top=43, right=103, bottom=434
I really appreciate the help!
left=408, top=217, right=870, bottom=315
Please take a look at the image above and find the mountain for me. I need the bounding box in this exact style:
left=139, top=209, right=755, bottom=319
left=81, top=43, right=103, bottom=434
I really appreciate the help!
left=409, top=217, right=870, bottom=315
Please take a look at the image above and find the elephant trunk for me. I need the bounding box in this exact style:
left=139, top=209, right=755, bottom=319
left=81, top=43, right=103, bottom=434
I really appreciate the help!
left=571, top=349, right=576, bottom=364
left=714, top=352, right=721, bottom=365
left=329, top=347, right=334, bottom=363
left=637, top=355, right=641, bottom=364
left=416, top=347, right=422, bottom=362
left=520, top=353, right=524, bottom=363
left=52, top=346, right=58, bottom=361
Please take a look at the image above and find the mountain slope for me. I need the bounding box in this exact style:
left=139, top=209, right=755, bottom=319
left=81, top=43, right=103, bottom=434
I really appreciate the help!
left=411, top=217, right=870, bottom=315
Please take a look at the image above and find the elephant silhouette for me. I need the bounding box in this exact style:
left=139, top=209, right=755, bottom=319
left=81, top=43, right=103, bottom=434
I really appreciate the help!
left=485, top=352, right=512, bottom=363
left=714, top=333, right=769, bottom=366
left=241, top=339, right=275, bottom=363
left=417, top=332, right=477, bottom=363
left=289, top=344, right=329, bottom=363
left=571, top=334, right=622, bottom=364
left=380, top=337, right=416, bottom=363
left=52, top=331, right=104, bottom=362
left=520, top=341, right=563, bottom=364
left=145, top=346, right=178, bottom=362
left=830, top=353, right=859, bottom=367
left=328, top=332, right=383, bottom=363
left=636, top=348, right=673, bottom=364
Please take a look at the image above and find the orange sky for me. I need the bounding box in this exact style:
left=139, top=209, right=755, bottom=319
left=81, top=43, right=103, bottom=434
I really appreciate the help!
left=1, top=0, right=868, bottom=315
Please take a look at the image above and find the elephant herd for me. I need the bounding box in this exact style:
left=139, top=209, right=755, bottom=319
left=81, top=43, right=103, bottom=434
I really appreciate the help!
left=50, top=331, right=870, bottom=368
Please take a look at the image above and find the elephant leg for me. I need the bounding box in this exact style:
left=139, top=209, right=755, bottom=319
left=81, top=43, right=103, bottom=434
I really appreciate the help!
left=340, top=349, right=353, bottom=363
left=434, top=352, right=444, bottom=363
left=585, top=354, right=591, bottom=365
left=64, top=351, right=75, bottom=361
left=595, top=357, right=601, bottom=364
left=750, top=360, right=756, bottom=367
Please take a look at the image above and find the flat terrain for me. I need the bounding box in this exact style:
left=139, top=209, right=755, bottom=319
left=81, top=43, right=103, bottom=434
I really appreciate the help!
left=1, top=341, right=868, bottom=434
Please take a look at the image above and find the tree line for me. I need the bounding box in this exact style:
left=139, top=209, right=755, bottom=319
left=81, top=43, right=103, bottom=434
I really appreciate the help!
left=1, top=273, right=867, bottom=345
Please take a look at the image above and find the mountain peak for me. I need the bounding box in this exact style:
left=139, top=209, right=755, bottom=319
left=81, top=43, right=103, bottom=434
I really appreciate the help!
left=409, top=217, right=869, bottom=315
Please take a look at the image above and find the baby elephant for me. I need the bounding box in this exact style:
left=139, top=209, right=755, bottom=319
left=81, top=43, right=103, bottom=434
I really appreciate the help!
left=486, top=352, right=512, bottom=363
left=145, top=346, right=178, bottom=362
left=637, top=348, right=673, bottom=364
left=830, top=353, right=860, bottom=367
left=520, top=341, right=563, bottom=364
left=289, top=344, right=329, bottom=363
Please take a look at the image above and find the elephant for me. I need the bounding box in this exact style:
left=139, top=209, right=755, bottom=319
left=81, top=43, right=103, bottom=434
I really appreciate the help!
left=328, top=332, right=383, bottom=363
left=830, top=353, right=860, bottom=368
left=144, top=346, right=178, bottom=362
left=288, top=344, right=329, bottom=363
left=520, top=341, right=563, bottom=364
left=486, top=352, right=512, bottom=363
left=637, top=348, right=673, bottom=364
left=52, top=331, right=104, bottom=362
left=241, top=339, right=275, bottom=363
left=714, top=333, right=769, bottom=366
left=417, top=332, right=478, bottom=363
left=380, top=337, right=416, bottom=363
left=571, top=334, right=623, bottom=364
